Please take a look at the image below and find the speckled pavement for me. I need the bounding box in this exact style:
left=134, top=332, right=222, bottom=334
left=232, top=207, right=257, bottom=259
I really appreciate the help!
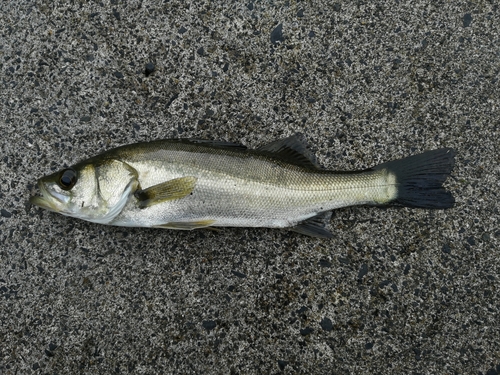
left=1, top=1, right=499, bottom=374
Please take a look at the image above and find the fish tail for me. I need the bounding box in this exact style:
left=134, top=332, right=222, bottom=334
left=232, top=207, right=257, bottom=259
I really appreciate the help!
left=374, top=148, right=456, bottom=208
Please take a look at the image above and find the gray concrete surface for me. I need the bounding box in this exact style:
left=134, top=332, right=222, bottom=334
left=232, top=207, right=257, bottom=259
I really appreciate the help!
left=1, top=1, right=499, bottom=374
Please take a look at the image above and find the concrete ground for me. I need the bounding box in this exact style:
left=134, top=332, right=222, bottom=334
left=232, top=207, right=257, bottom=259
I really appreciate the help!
left=1, top=1, right=499, bottom=374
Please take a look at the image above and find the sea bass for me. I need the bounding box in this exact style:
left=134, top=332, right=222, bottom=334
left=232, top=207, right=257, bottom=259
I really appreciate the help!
left=30, top=136, right=455, bottom=237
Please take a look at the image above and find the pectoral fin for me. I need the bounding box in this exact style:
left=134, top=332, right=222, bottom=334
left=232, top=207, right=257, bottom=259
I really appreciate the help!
left=135, top=176, right=197, bottom=208
left=154, top=219, right=216, bottom=230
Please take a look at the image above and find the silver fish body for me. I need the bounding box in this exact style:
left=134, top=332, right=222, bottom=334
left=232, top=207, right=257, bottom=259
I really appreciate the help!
left=30, top=136, right=455, bottom=237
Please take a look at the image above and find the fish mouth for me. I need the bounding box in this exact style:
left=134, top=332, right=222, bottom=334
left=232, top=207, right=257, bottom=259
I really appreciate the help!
left=29, top=181, right=63, bottom=213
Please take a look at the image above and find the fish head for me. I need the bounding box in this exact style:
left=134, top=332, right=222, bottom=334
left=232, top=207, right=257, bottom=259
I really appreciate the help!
left=30, top=159, right=138, bottom=224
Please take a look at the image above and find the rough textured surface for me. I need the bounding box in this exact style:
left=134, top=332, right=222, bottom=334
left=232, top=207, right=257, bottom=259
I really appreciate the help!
left=1, top=1, right=499, bottom=374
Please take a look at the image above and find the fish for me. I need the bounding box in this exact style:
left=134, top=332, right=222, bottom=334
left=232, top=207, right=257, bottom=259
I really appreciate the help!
left=30, top=135, right=456, bottom=238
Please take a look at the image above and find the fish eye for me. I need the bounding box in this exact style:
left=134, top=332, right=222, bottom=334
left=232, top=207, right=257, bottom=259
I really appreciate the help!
left=58, top=169, right=77, bottom=190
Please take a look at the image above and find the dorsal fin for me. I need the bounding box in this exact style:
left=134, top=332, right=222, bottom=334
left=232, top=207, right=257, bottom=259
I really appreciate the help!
left=179, top=138, right=247, bottom=150
left=256, top=134, right=321, bottom=169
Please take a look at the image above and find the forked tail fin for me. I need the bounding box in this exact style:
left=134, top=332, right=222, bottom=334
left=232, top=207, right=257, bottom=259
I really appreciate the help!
left=374, top=148, right=456, bottom=209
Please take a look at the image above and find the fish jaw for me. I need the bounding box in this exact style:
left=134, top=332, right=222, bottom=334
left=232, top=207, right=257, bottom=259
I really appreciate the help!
left=30, top=180, right=70, bottom=213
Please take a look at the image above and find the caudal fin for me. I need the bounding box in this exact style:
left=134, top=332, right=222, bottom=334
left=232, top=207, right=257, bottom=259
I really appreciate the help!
left=374, top=148, right=456, bottom=209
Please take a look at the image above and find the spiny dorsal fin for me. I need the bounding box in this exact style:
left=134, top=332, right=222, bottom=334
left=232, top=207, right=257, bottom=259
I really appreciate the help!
left=290, top=211, right=333, bottom=238
left=179, top=138, right=247, bottom=150
left=135, top=176, right=197, bottom=208
left=257, top=134, right=321, bottom=169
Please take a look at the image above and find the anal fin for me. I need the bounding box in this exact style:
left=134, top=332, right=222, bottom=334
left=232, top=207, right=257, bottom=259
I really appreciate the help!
left=290, top=212, right=333, bottom=238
